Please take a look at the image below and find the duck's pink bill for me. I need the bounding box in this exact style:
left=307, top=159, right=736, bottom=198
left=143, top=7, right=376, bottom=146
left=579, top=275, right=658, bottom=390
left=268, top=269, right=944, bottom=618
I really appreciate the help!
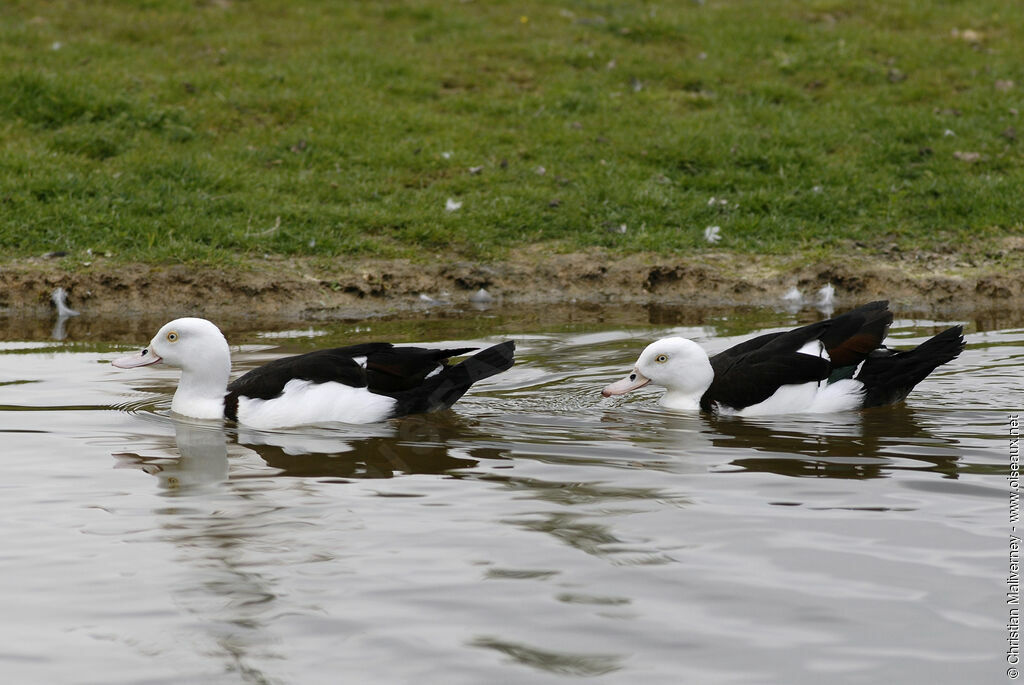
left=112, top=350, right=162, bottom=368
left=602, top=370, right=650, bottom=397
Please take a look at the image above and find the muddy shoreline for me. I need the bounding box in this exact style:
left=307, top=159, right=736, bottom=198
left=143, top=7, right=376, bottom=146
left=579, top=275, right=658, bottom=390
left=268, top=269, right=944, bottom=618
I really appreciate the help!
left=2, top=250, right=1022, bottom=324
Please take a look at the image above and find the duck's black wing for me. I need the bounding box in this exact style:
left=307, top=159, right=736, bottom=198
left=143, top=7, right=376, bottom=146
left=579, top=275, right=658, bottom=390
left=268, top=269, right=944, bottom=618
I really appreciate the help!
left=362, top=344, right=478, bottom=393
left=701, top=302, right=893, bottom=412
left=226, top=343, right=477, bottom=401
left=702, top=323, right=833, bottom=411
left=388, top=341, right=516, bottom=415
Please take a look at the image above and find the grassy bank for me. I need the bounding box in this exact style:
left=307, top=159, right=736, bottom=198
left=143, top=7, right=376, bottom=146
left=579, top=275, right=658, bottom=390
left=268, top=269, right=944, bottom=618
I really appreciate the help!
left=0, top=0, right=1020, bottom=265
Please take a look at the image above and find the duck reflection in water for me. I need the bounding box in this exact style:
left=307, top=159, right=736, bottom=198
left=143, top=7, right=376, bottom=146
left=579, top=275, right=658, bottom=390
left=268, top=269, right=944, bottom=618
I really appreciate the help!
left=113, top=419, right=229, bottom=492
left=596, top=402, right=962, bottom=480
left=242, top=413, right=482, bottom=480
left=114, top=413, right=488, bottom=490
left=674, top=405, right=961, bottom=479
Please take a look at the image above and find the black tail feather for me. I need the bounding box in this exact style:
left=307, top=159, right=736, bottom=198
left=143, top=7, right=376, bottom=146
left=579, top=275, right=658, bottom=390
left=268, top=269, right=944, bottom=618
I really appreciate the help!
left=389, top=341, right=515, bottom=416
left=859, top=325, right=965, bottom=408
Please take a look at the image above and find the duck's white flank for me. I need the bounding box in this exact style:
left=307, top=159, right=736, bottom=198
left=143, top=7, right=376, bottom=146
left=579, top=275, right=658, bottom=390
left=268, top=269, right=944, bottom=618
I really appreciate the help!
left=237, top=379, right=397, bottom=429
left=717, top=378, right=864, bottom=416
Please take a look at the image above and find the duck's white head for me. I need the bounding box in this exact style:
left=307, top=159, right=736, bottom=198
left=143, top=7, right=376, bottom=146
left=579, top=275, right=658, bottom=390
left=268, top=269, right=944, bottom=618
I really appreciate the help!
left=602, top=337, right=714, bottom=410
left=113, top=318, right=229, bottom=372
left=113, top=318, right=231, bottom=420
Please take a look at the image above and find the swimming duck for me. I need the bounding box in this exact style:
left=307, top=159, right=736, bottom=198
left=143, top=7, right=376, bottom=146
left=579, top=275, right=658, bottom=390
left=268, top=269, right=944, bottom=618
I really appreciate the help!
left=602, top=301, right=964, bottom=415
left=113, top=318, right=515, bottom=428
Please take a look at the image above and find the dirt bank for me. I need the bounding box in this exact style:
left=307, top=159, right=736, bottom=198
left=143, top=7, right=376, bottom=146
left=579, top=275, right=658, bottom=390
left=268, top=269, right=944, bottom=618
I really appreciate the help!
left=2, top=247, right=1022, bottom=321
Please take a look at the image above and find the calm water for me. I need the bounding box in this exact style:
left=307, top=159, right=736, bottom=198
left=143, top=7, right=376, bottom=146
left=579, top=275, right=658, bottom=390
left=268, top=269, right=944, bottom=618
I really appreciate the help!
left=1, top=304, right=1020, bottom=685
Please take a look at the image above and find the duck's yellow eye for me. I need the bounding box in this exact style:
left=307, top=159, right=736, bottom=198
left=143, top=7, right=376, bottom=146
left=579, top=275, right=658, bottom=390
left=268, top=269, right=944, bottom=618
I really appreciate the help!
left=656, top=354, right=668, bottom=363
left=167, top=331, right=178, bottom=342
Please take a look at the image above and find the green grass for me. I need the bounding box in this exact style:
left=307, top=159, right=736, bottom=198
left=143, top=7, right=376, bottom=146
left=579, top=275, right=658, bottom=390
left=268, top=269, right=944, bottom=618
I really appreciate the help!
left=0, top=0, right=1020, bottom=264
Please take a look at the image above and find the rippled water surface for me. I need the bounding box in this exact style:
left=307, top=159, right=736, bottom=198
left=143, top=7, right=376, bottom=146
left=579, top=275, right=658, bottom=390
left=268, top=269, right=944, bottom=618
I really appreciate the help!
left=1, top=304, right=1020, bottom=684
